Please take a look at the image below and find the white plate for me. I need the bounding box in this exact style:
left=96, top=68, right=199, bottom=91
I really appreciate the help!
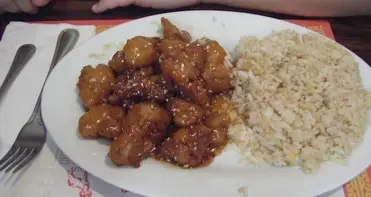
left=41, top=11, right=371, bottom=197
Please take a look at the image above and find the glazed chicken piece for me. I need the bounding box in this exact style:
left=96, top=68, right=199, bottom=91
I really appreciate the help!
left=109, top=102, right=171, bottom=168
left=120, top=102, right=170, bottom=130
left=160, top=50, right=210, bottom=106
left=160, top=50, right=200, bottom=84
left=78, top=105, right=125, bottom=139
left=107, top=95, right=135, bottom=110
left=204, top=95, right=232, bottom=129
left=158, top=39, right=205, bottom=69
left=204, top=95, right=231, bottom=151
left=109, top=67, right=153, bottom=106
left=178, top=81, right=210, bottom=106
left=204, top=40, right=227, bottom=63
left=108, top=50, right=128, bottom=73
left=109, top=124, right=152, bottom=168
left=202, top=41, right=233, bottom=94
left=123, top=36, right=159, bottom=69
left=108, top=67, right=174, bottom=106
left=143, top=75, right=175, bottom=103
left=167, top=98, right=204, bottom=128
left=158, top=39, right=186, bottom=56
left=209, top=127, right=228, bottom=153
left=202, top=62, right=233, bottom=94
left=77, top=64, right=116, bottom=109
left=204, top=112, right=230, bottom=129
left=205, top=95, right=232, bottom=116
left=154, top=124, right=214, bottom=168
left=159, top=40, right=206, bottom=83
left=184, top=41, right=206, bottom=70
left=161, top=17, right=190, bottom=42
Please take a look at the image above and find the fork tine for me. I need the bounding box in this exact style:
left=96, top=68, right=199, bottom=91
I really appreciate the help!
left=0, top=147, right=17, bottom=166
left=0, top=148, right=24, bottom=172
left=11, top=149, right=37, bottom=173
left=0, top=147, right=20, bottom=170
left=6, top=148, right=34, bottom=173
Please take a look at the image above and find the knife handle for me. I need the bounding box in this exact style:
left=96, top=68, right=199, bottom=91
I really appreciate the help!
left=30, top=28, right=79, bottom=121
left=0, top=44, right=36, bottom=103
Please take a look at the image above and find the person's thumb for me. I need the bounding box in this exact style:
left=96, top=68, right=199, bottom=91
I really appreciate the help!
left=31, top=0, right=50, bottom=7
left=92, top=0, right=133, bottom=13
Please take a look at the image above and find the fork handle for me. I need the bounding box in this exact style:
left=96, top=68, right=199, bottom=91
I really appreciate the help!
left=0, top=44, right=36, bottom=102
left=28, top=29, right=79, bottom=123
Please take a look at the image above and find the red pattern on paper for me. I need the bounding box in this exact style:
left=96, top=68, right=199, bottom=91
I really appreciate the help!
left=67, top=167, right=93, bottom=197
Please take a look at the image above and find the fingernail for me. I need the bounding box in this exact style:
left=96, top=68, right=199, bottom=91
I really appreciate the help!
left=92, top=4, right=103, bottom=13
left=92, top=4, right=98, bottom=12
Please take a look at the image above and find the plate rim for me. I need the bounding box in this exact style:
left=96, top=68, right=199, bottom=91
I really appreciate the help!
left=41, top=10, right=371, bottom=197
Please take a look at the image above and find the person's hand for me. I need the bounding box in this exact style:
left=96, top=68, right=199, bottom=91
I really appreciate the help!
left=92, top=0, right=201, bottom=13
left=0, top=0, right=50, bottom=14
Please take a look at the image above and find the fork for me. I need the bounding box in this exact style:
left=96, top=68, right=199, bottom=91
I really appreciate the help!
left=0, top=29, right=80, bottom=173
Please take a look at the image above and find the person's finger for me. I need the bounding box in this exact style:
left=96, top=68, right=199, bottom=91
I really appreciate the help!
left=31, top=0, right=50, bottom=7
left=4, top=1, right=21, bottom=13
left=92, top=0, right=133, bottom=13
left=0, top=0, right=9, bottom=7
left=15, top=0, right=38, bottom=13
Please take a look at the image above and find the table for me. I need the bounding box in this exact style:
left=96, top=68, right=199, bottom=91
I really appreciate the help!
left=0, top=0, right=371, bottom=65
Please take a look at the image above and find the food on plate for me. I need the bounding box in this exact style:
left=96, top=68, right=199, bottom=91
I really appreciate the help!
left=203, top=41, right=233, bottom=94
left=78, top=104, right=125, bottom=139
left=123, top=36, right=159, bottom=68
left=228, top=30, right=371, bottom=173
left=109, top=102, right=171, bottom=168
left=161, top=17, right=190, bottom=41
left=205, top=95, right=232, bottom=129
left=77, top=64, right=116, bottom=109
left=108, top=51, right=126, bottom=73
left=153, top=124, right=215, bottom=168
left=76, top=18, right=369, bottom=173
left=77, top=17, right=233, bottom=169
left=167, top=98, right=205, bottom=128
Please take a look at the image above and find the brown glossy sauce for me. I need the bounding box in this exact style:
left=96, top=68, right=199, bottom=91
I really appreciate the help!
left=77, top=17, right=233, bottom=169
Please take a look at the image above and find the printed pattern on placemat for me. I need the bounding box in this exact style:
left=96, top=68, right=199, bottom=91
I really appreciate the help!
left=67, top=167, right=93, bottom=197
left=59, top=153, right=94, bottom=197
left=344, top=172, right=371, bottom=197
left=95, top=25, right=114, bottom=34
left=305, top=25, right=326, bottom=35
left=56, top=150, right=140, bottom=197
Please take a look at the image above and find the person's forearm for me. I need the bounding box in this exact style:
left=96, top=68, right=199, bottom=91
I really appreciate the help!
left=203, top=0, right=371, bottom=16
